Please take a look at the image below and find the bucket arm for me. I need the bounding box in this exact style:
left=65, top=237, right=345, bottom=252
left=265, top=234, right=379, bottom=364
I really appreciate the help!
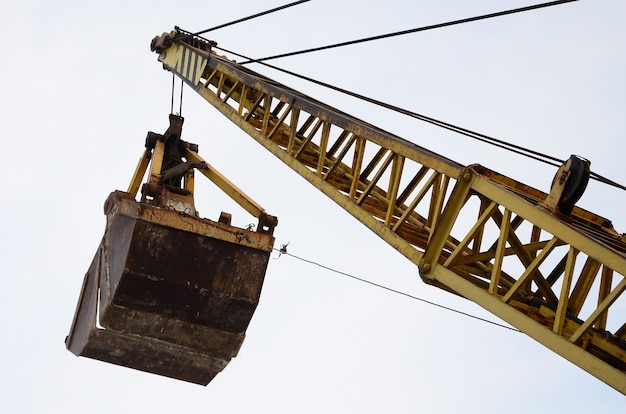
left=151, top=29, right=626, bottom=394
left=127, top=113, right=276, bottom=230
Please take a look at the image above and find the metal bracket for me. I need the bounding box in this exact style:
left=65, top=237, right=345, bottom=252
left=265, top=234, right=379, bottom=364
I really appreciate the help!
left=126, top=115, right=277, bottom=233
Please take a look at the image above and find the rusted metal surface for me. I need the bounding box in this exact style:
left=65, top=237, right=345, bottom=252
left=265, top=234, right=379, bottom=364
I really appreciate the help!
left=66, top=190, right=275, bottom=385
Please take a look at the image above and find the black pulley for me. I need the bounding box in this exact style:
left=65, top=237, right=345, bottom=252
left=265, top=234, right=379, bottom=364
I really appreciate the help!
left=555, top=155, right=590, bottom=215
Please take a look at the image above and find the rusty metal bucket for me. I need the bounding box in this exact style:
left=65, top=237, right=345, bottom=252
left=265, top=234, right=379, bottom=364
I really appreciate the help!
left=66, top=190, right=276, bottom=384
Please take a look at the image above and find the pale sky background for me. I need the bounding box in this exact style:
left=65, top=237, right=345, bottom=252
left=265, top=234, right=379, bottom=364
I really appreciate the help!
left=1, top=0, right=625, bottom=412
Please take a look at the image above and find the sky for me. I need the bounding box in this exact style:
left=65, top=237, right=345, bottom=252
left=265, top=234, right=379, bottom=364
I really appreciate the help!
left=1, top=0, right=625, bottom=412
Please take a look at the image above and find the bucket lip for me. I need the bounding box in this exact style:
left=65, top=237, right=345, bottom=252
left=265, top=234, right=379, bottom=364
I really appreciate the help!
left=105, top=190, right=275, bottom=252
left=70, top=322, right=228, bottom=385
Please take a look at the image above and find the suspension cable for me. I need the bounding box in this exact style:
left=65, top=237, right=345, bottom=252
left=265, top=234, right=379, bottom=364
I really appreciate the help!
left=175, top=0, right=625, bottom=190
left=239, top=0, right=579, bottom=65
left=181, top=0, right=579, bottom=167
left=170, top=73, right=175, bottom=115
left=179, top=78, right=183, bottom=115
left=271, top=243, right=520, bottom=332
left=218, top=46, right=561, bottom=165
left=170, top=74, right=185, bottom=116
left=215, top=44, right=626, bottom=191
left=180, top=0, right=576, bottom=165
left=179, top=0, right=310, bottom=40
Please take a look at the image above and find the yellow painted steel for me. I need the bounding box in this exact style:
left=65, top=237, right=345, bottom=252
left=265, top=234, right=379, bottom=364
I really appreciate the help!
left=155, top=37, right=626, bottom=394
left=127, top=149, right=150, bottom=196
left=125, top=117, right=267, bottom=220
left=149, top=140, right=165, bottom=184
left=553, top=246, right=576, bottom=335
left=159, top=43, right=208, bottom=86
left=183, top=168, right=195, bottom=194
left=426, top=261, right=626, bottom=395
left=184, top=148, right=265, bottom=218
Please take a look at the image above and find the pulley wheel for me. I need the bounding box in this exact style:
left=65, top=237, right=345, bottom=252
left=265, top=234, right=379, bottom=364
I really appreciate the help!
left=556, top=155, right=590, bottom=215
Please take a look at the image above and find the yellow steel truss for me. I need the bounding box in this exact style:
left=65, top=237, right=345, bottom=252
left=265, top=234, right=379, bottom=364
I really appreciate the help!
left=156, top=38, right=626, bottom=394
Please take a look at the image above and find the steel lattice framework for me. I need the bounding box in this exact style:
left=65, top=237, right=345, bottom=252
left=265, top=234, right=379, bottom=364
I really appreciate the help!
left=154, top=34, right=626, bottom=394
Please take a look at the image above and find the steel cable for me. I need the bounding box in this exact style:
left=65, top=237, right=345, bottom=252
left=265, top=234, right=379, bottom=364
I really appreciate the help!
left=272, top=244, right=521, bottom=332
left=239, top=0, right=580, bottom=65
left=193, top=0, right=310, bottom=36
left=180, top=0, right=624, bottom=190
left=215, top=44, right=626, bottom=191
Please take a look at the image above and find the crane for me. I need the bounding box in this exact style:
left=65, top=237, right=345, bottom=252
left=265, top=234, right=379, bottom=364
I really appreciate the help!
left=66, top=25, right=626, bottom=394
left=148, top=28, right=626, bottom=393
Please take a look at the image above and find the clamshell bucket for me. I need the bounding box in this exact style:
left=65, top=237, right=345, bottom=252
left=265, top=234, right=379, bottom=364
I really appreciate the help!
left=66, top=115, right=277, bottom=385
left=66, top=191, right=276, bottom=384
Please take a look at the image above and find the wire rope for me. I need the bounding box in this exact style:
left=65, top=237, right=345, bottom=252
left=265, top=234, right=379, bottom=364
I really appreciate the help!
left=180, top=0, right=310, bottom=39
left=215, top=44, right=626, bottom=191
left=231, top=234, right=519, bottom=332
left=177, top=0, right=624, bottom=189
left=217, top=45, right=561, bottom=165
left=272, top=244, right=521, bottom=332
left=239, top=0, right=579, bottom=65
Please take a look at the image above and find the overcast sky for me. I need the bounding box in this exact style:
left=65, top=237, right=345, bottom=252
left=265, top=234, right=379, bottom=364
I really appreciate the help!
left=1, top=0, right=625, bottom=412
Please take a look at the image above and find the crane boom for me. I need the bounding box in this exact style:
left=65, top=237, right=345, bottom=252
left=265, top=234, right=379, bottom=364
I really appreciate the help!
left=152, top=29, right=626, bottom=394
